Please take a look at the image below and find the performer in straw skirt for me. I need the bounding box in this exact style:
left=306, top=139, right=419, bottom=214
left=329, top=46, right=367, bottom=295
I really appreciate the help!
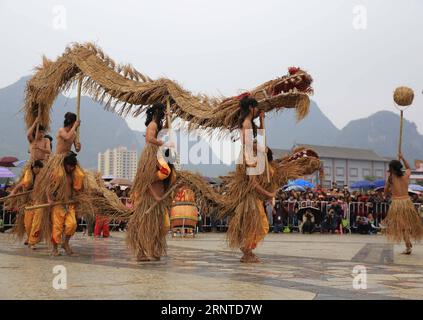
left=383, top=153, right=423, bottom=254
left=223, top=96, right=276, bottom=263
left=8, top=160, right=44, bottom=249
left=45, top=152, right=84, bottom=256
left=6, top=113, right=51, bottom=248
left=127, top=103, right=175, bottom=262
left=31, top=112, right=85, bottom=254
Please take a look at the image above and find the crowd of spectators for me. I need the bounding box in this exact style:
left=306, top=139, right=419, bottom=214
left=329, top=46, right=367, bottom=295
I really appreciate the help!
left=265, top=183, right=423, bottom=235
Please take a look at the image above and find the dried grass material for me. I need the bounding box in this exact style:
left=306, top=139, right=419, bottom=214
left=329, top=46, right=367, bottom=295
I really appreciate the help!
left=272, top=157, right=322, bottom=187
left=31, top=154, right=84, bottom=245
left=74, top=171, right=132, bottom=220
left=176, top=170, right=228, bottom=206
left=384, top=197, right=423, bottom=243
left=23, top=42, right=312, bottom=134
left=218, top=163, right=271, bottom=249
left=31, top=154, right=69, bottom=205
left=394, top=87, right=414, bottom=107
left=11, top=209, right=26, bottom=241
left=126, top=192, right=170, bottom=258
left=132, top=143, right=161, bottom=199
left=226, top=192, right=265, bottom=249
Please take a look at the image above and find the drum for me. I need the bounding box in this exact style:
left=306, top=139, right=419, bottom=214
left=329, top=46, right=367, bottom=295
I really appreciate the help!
left=170, top=187, right=198, bottom=229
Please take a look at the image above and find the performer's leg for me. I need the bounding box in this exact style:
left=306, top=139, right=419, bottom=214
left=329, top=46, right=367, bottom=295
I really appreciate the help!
left=28, top=209, right=42, bottom=248
left=63, top=206, right=77, bottom=256
left=94, top=216, right=101, bottom=237
left=137, top=250, right=150, bottom=261
left=51, top=206, right=65, bottom=256
left=242, top=201, right=269, bottom=263
left=24, top=211, right=34, bottom=245
left=103, top=218, right=110, bottom=238
left=403, top=232, right=412, bottom=255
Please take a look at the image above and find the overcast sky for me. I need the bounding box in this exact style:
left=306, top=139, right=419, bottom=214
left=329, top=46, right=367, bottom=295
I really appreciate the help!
left=1, top=0, right=422, bottom=133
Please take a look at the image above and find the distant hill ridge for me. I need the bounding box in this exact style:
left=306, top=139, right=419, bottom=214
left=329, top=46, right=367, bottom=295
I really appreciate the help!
left=1, top=76, right=422, bottom=177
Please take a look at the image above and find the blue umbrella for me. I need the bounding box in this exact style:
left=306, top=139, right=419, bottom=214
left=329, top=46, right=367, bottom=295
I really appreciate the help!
left=409, top=184, right=423, bottom=192
left=373, top=179, right=385, bottom=188
left=283, top=185, right=306, bottom=192
left=350, top=180, right=375, bottom=189
left=288, top=179, right=315, bottom=188
left=13, top=160, right=27, bottom=168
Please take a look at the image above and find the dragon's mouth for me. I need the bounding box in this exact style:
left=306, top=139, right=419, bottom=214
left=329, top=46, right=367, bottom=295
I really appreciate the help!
left=271, top=67, right=314, bottom=96
left=286, top=148, right=319, bottom=162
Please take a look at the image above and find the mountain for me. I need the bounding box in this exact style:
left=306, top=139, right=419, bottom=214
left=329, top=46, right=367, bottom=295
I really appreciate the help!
left=335, top=111, right=423, bottom=161
left=1, top=77, right=422, bottom=178
left=266, top=101, right=340, bottom=148
left=0, top=76, right=142, bottom=170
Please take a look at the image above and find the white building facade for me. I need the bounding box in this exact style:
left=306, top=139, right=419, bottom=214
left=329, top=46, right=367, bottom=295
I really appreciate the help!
left=97, top=146, right=138, bottom=181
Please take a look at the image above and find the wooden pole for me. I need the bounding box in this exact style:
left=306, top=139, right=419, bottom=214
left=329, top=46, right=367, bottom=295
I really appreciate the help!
left=0, top=191, right=32, bottom=203
left=25, top=201, right=76, bottom=211
left=166, top=97, right=177, bottom=162
left=261, top=90, right=270, bottom=183
left=144, top=182, right=181, bottom=215
left=76, top=74, right=83, bottom=146
left=35, top=106, right=40, bottom=142
left=398, top=110, right=404, bottom=159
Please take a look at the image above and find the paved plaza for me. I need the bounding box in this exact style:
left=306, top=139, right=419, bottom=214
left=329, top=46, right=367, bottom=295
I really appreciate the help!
left=0, top=232, right=422, bottom=300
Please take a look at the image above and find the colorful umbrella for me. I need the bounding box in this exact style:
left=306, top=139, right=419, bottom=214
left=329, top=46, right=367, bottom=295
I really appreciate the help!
left=350, top=180, right=375, bottom=189
left=288, top=179, right=315, bottom=188
left=409, top=184, right=423, bottom=192
left=0, top=167, right=15, bottom=178
left=373, top=179, right=385, bottom=188
left=283, top=185, right=306, bottom=192
left=0, top=156, right=19, bottom=167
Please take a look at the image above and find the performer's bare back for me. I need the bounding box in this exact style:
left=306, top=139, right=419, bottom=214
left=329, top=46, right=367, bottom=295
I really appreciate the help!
left=388, top=171, right=411, bottom=198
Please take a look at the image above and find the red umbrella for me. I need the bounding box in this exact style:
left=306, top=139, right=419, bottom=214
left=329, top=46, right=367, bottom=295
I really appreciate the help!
left=0, top=156, right=19, bottom=167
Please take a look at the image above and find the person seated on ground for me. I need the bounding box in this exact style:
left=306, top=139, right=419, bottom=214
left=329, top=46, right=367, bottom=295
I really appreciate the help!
left=367, top=213, right=379, bottom=234
left=300, top=210, right=315, bottom=234
left=322, top=209, right=338, bottom=234
left=356, top=215, right=370, bottom=234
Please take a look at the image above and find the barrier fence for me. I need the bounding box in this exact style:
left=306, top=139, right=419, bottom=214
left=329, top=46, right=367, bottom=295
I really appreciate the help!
left=2, top=199, right=422, bottom=233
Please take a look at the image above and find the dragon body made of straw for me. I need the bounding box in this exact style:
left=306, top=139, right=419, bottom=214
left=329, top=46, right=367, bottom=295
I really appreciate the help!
left=24, top=42, right=313, bottom=134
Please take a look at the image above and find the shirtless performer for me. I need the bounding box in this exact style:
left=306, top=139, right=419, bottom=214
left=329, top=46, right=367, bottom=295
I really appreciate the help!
left=9, top=160, right=44, bottom=249
left=47, top=152, right=84, bottom=256
left=225, top=96, right=276, bottom=263
left=127, top=103, right=175, bottom=262
left=383, top=153, right=423, bottom=254
left=30, top=113, right=84, bottom=254
left=7, top=116, right=51, bottom=247
left=56, top=112, right=81, bottom=154
left=27, top=115, right=51, bottom=161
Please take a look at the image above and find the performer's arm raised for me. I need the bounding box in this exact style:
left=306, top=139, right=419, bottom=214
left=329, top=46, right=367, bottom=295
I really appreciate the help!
left=26, top=118, right=39, bottom=143
left=59, top=120, right=80, bottom=141
left=145, top=122, right=164, bottom=146
left=399, top=153, right=411, bottom=177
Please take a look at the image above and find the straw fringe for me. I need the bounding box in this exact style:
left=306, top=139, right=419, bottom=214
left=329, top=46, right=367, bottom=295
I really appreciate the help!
left=126, top=195, right=169, bottom=258
left=384, top=198, right=423, bottom=243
